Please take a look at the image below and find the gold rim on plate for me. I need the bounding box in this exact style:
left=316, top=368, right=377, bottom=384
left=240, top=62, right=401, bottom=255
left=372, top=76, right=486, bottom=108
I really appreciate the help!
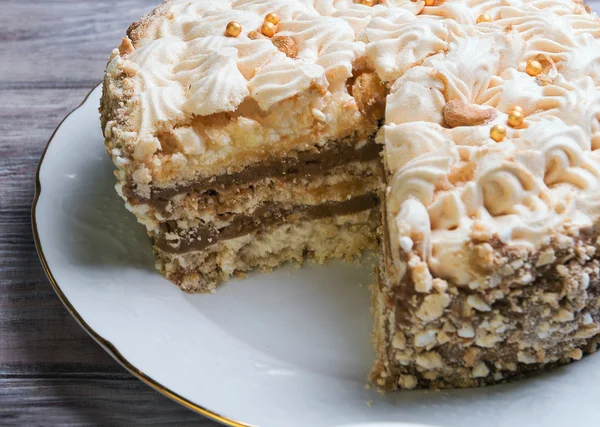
left=31, top=84, right=250, bottom=427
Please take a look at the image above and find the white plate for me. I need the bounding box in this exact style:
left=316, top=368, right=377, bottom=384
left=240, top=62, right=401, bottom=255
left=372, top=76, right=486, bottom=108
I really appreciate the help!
left=33, top=85, right=600, bottom=427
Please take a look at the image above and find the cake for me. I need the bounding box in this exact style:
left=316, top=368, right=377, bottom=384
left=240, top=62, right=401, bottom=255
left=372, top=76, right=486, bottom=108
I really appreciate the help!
left=100, top=0, right=600, bottom=390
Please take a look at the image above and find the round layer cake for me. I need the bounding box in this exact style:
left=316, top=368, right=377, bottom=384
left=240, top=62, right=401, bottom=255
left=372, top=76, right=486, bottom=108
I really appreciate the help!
left=101, top=0, right=600, bottom=389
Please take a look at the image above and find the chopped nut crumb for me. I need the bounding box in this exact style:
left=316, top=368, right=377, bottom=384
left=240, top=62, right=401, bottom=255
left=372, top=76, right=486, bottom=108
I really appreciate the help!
left=416, top=351, right=444, bottom=370
left=414, top=330, right=438, bottom=348
left=463, top=347, right=481, bottom=367
left=535, top=249, right=556, bottom=267
left=472, top=361, right=490, bottom=378
left=412, top=260, right=433, bottom=293
left=271, top=35, right=298, bottom=58
left=399, top=374, right=418, bottom=389
left=467, top=295, right=491, bottom=312
left=458, top=325, right=475, bottom=338
left=392, top=331, right=406, bottom=349
left=416, top=294, right=451, bottom=322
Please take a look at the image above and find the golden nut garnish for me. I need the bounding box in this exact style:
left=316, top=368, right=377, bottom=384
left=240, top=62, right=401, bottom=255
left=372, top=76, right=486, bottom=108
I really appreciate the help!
left=358, top=0, right=375, bottom=6
left=272, top=35, right=298, bottom=58
left=424, top=0, right=436, bottom=5
left=442, top=100, right=496, bottom=128
left=507, top=108, right=524, bottom=128
left=490, top=124, right=507, bottom=142
left=526, top=59, right=543, bottom=76
left=511, top=105, right=524, bottom=114
left=225, top=21, right=242, bottom=37
left=476, top=13, right=492, bottom=24
left=265, top=12, right=280, bottom=25
left=261, top=21, right=277, bottom=37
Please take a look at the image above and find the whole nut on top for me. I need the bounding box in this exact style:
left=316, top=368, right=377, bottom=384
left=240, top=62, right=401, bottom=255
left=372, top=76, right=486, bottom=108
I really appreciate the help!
left=272, top=35, right=298, bottom=58
left=352, top=72, right=387, bottom=121
left=443, top=99, right=496, bottom=128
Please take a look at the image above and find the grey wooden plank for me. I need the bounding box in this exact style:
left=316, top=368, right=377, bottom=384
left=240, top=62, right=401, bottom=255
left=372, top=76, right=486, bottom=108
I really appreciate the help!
left=0, top=0, right=157, bottom=87
left=0, top=378, right=214, bottom=426
left=0, top=90, right=223, bottom=424
left=0, top=0, right=222, bottom=421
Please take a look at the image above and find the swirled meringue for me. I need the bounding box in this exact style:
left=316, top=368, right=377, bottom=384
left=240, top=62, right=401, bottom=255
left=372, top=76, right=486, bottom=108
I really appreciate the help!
left=103, top=0, right=600, bottom=285
left=175, top=46, right=250, bottom=115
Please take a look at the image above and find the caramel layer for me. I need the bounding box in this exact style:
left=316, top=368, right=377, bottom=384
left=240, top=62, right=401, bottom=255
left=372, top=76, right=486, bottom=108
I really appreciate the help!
left=155, top=192, right=379, bottom=253
left=125, top=139, right=381, bottom=206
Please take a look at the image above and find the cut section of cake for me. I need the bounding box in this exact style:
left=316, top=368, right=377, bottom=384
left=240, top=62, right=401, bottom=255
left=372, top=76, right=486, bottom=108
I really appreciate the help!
left=101, top=0, right=387, bottom=292
left=101, top=0, right=600, bottom=389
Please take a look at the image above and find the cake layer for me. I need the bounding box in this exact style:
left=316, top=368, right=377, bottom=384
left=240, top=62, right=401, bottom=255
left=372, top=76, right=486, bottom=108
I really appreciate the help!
left=371, top=230, right=600, bottom=390
left=164, top=160, right=382, bottom=220
left=122, top=158, right=382, bottom=232
left=123, top=137, right=381, bottom=205
left=155, top=192, right=379, bottom=253
left=155, top=209, right=379, bottom=293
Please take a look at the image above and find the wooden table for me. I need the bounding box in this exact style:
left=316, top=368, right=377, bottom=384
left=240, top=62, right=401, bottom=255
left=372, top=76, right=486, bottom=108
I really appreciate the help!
left=1, top=1, right=218, bottom=424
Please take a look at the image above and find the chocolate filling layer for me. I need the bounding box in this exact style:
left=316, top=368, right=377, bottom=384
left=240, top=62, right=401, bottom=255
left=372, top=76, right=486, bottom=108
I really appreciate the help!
left=155, top=192, right=379, bottom=254
left=125, top=138, right=381, bottom=207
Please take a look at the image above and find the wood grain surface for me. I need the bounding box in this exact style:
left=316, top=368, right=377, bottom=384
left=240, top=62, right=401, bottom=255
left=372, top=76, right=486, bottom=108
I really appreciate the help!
left=1, top=1, right=218, bottom=425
